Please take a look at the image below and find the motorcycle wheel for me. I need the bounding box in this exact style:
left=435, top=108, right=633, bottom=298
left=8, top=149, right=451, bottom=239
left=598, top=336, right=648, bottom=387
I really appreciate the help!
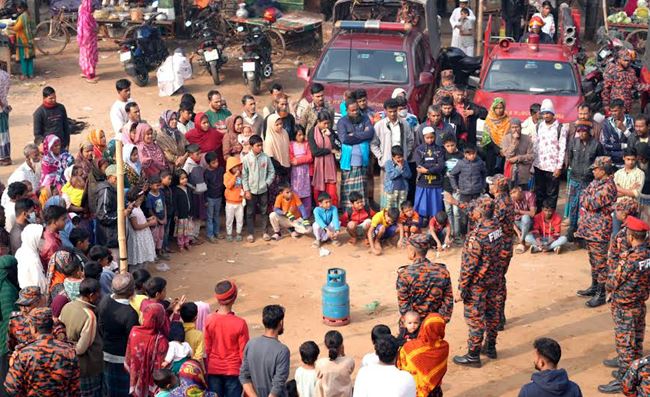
left=246, top=75, right=261, bottom=95
left=209, top=61, right=220, bottom=85
left=134, top=70, right=149, bottom=87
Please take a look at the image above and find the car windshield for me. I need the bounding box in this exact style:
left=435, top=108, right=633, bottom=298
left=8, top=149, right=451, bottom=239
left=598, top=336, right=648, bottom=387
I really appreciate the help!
left=483, top=59, right=578, bottom=95
left=314, top=49, right=409, bottom=84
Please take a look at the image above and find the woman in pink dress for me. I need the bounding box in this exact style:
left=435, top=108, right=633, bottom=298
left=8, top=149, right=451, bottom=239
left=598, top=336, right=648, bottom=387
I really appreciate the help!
left=77, top=0, right=98, bottom=83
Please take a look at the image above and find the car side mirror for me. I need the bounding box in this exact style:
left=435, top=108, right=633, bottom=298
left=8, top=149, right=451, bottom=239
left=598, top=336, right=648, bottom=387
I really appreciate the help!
left=297, top=64, right=311, bottom=82
left=468, top=75, right=479, bottom=88
left=418, top=71, right=434, bottom=85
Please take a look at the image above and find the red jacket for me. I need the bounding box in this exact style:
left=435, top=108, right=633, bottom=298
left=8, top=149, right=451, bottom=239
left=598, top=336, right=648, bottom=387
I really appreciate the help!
left=531, top=212, right=562, bottom=240
left=204, top=311, right=249, bottom=376
left=40, top=229, right=61, bottom=272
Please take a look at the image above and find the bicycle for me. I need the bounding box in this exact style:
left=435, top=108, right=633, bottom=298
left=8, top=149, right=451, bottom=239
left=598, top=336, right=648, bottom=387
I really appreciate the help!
left=34, top=8, right=77, bottom=55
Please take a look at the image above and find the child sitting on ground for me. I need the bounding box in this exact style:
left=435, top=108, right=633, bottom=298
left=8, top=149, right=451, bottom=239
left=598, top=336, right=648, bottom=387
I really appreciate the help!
left=383, top=146, right=411, bottom=210
left=126, top=187, right=157, bottom=272
left=270, top=183, right=310, bottom=240
left=153, top=368, right=178, bottom=397
left=163, top=322, right=193, bottom=373
left=342, top=191, right=374, bottom=245
left=360, top=324, right=392, bottom=367
left=368, top=207, right=400, bottom=256
left=525, top=199, right=568, bottom=254
left=398, top=310, right=421, bottom=345
left=312, top=192, right=341, bottom=248
left=429, top=210, right=451, bottom=251
left=295, top=341, right=320, bottom=397
left=397, top=201, right=420, bottom=247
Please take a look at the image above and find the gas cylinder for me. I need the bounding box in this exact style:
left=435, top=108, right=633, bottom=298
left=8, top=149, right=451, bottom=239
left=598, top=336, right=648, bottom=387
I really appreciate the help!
left=322, top=268, right=350, bottom=326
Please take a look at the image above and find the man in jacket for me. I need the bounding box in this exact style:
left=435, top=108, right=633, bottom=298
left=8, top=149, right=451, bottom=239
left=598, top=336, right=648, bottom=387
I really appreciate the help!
left=502, top=0, right=524, bottom=41
left=440, top=96, right=466, bottom=141
left=33, top=86, right=70, bottom=150
left=297, top=83, right=333, bottom=134
left=94, top=165, right=119, bottom=248
left=416, top=105, right=455, bottom=148
left=601, top=99, right=634, bottom=167
left=452, top=88, right=487, bottom=146
left=501, top=118, right=534, bottom=189
left=518, top=337, right=582, bottom=397
left=627, top=114, right=650, bottom=154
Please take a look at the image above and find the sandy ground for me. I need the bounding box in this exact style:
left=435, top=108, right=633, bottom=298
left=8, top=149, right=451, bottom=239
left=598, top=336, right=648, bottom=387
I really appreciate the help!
left=0, top=23, right=631, bottom=397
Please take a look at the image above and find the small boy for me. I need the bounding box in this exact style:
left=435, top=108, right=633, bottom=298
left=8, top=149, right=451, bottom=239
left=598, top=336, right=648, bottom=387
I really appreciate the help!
left=397, top=200, right=420, bottom=247
left=160, top=170, right=175, bottom=254
left=312, top=192, right=341, bottom=248
left=69, top=227, right=90, bottom=266
left=183, top=144, right=207, bottom=241
left=398, top=311, right=421, bottom=344
left=295, top=341, right=320, bottom=397
left=204, top=151, right=225, bottom=243
left=525, top=199, right=568, bottom=254
left=270, top=183, right=310, bottom=240
left=153, top=368, right=178, bottom=397
left=383, top=146, right=412, bottom=210
left=179, top=302, right=204, bottom=362
left=224, top=156, right=244, bottom=242
left=442, top=133, right=463, bottom=241
left=89, top=245, right=115, bottom=296
left=39, top=205, right=67, bottom=268
left=342, top=191, right=374, bottom=245
left=449, top=144, right=487, bottom=235
left=242, top=135, right=275, bottom=243
left=146, top=175, right=169, bottom=260
left=368, top=207, right=400, bottom=256
left=429, top=211, right=451, bottom=251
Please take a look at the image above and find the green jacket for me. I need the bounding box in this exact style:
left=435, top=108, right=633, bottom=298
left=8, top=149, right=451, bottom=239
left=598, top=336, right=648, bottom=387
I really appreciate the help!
left=242, top=151, right=275, bottom=195
left=0, top=255, right=18, bottom=355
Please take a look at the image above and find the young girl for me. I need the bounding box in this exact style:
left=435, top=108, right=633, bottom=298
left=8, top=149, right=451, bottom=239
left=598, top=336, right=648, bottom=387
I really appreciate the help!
left=315, top=330, right=355, bottom=397
left=173, top=169, right=195, bottom=251
left=126, top=187, right=157, bottom=272
left=309, top=111, right=338, bottom=207
left=414, top=126, right=446, bottom=223
left=123, top=143, right=143, bottom=189
left=289, top=126, right=313, bottom=215
left=163, top=322, right=192, bottom=374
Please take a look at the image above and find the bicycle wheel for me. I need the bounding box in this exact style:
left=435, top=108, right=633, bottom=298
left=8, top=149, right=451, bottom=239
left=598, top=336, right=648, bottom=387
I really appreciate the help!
left=266, top=29, right=285, bottom=63
left=34, top=20, right=70, bottom=55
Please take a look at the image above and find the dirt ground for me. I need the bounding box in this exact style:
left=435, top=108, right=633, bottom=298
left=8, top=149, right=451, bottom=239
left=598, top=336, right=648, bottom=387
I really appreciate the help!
left=0, top=25, right=629, bottom=397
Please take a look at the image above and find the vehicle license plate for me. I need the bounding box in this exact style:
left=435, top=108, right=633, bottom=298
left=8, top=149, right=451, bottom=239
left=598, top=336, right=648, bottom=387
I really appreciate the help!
left=204, top=49, right=219, bottom=62
left=242, top=62, right=256, bottom=72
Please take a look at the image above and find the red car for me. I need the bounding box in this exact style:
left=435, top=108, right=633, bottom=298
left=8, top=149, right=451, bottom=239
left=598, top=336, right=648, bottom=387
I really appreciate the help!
left=296, top=19, right=437, bottom=122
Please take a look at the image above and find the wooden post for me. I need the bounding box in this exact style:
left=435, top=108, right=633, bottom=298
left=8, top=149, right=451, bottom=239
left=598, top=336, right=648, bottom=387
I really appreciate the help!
left=602, top=0, right=609, bottom=33
left=115, top=140, right=128, bottom=273
left=476, top=0, right=484, bottom=54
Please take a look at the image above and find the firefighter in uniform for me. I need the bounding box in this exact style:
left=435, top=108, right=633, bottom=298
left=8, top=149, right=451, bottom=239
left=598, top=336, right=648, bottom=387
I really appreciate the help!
left=622, top=355, right=650, bottom=396
left=599, top=216, right=650, bottom=394
left=453, top=196, right=504, bottom=368
left=575, top=156, right=618, bottom=307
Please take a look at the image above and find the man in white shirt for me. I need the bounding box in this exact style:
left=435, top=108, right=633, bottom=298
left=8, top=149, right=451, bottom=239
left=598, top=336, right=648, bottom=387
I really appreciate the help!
left=109, top=79, right=134, bottom=137
left=241, top=94, right=263, bottom=136
left=4, top=181, right=28, bottom=233
left=449, top=0, right=475, bottom=49
left=521, top=103, right=541, bottom=141
left=353, top=336, right=416, bottom=397
left=1, top=143, right=40, bottom=208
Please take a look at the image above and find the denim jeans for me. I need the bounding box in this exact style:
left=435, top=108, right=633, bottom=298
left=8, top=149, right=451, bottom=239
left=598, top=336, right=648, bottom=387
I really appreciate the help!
left=206, top=197, right=223, bottom=238
left=516, top=215, right=532, bottom=243
left=207, top=375, right=243, bottom=397
left=524, top=234, right=568, bottom=250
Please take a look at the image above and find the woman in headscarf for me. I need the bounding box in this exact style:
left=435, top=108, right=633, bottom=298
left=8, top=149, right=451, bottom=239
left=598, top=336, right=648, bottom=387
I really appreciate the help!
left=40, top=135, right=73, bottom=188
left=309, top=110, right=338, bottom=206
left=156, top=110, right=189, bottom=168
left=125, top=303, right=169, bottom=397
left=16, top=224, right=46, bottom=294
left=77, top=0, right=98, bottom=83
left=481, top=97, right=510, bottom=175
left=121, top=121, right=138, bottom=146
left=0, top=256, right=18, bottom=369
left=397, top=313, right=449, bottom=397
left=123, top=143, right=145, bottom=189
left=223, top=115, right=244, bottom=159
left=75, top=140, right=94, bottom=181
left=88, top=129, right=106, bottom=160
left=13, top=1, right=34, bottom=80
left=47, top=248, right=81, bottom=306
left=135, top=123, right=169, bottom=179
left=185, top=113, right=223, bottom=156
left=103, top=139, right=117, bottom=165
left=263, top=113, right=291, bottom=211
left=169, top=359, right=217, bottom=397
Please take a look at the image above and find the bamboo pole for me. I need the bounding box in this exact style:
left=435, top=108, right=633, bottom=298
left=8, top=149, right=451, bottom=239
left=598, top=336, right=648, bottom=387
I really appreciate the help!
left=115, top=140, right=128, bottom=273
left=476, top=0, right=484, bottom=54
left=602, top=0, right=609, bottom=33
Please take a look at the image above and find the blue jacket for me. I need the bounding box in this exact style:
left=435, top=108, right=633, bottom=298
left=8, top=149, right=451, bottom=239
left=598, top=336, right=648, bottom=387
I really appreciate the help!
left=449, top=157, right=487, bottom=195
left=518, top=369, right=582, bottom=397
left=413, top=143, right=446, bottom=188
left=601, top=116, right=634, bottom=166
left=313, top=206, right=340, bottom=231
left=337, top=115, right=374, bottom=171
left=384, top=159, right=412, bottom=192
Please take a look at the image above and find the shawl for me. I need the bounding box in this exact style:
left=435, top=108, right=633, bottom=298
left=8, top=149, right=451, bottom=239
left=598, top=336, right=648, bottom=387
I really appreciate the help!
left=121, top=121, right=137, bottom=145
left=156, top=110, right=188, bottom=163
left=223, top=115, right=243, bottom=158
left=397, top=313, right=449, bottom=397
left=16, top=224, right=47, bottom=294
left=88, top=129, right=105, bottom=159
left=263, top=114, right=290, bottom=168
left=485, top=98, right=510, bottom=148
left=126, top=303, right=169, bottom=397
left=123, top=143, right=142, bottom=175
left=76, top=0, right=97, bottom=63
left=169, top=360, right=217, bottom=397
left=311, top=126, right=337, bottom=191
left=185, top=113, right=223, bottom=153
left=135, top=123, right=167, bottom=177
left=74, top=140, right=94, bottom=180
left=40, top=135, right=73, bottom=188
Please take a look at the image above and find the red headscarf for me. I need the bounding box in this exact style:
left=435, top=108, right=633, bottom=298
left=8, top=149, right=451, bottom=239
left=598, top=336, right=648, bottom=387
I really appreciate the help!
left=135, top=123, right=168, bottom=178
left=125, top=303, right=169, bottom=397
left=186, top=112, right=224, bottom=154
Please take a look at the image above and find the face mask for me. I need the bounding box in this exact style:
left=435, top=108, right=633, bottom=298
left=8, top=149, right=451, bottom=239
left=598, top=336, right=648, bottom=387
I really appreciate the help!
left=27, top=212, right=36, bottom=224
left=398, top=109, right=408, bottom=118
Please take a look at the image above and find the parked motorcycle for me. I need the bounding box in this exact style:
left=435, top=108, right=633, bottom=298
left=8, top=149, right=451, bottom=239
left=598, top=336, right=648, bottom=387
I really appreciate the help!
left=437, top=46, right=482, bottom=88
left=238, top=24, right=274, bottom=95
left=118, top=13, right=169, bottom=87
left=186, top=3, right=228, bottom=85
